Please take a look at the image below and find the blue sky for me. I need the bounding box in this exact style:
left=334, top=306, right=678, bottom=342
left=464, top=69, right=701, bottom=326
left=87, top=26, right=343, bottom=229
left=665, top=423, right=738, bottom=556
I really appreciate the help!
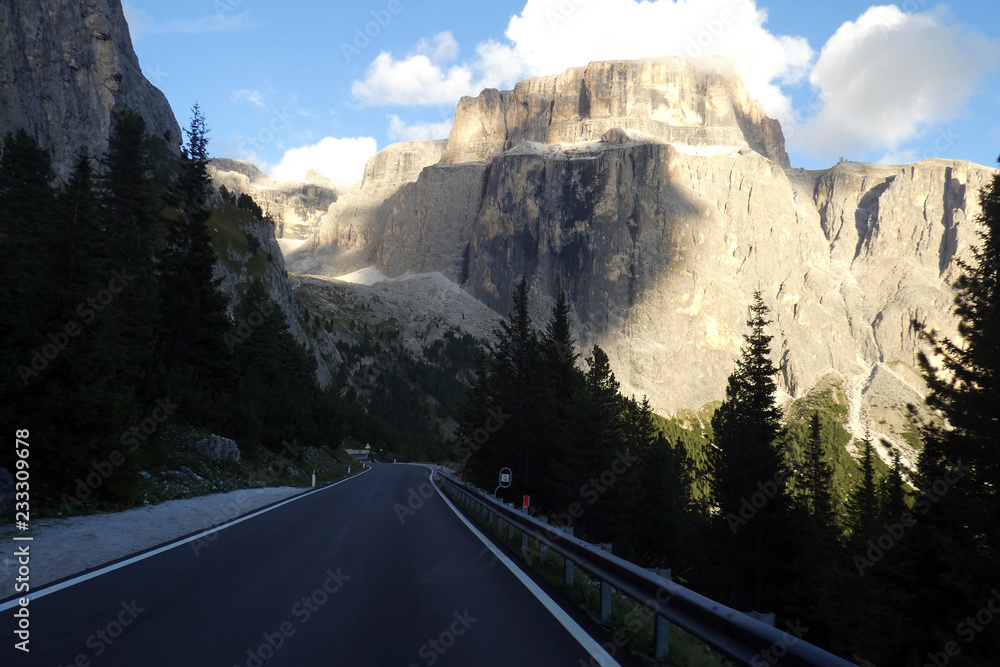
left=124, top=0, right=1000, bottom=192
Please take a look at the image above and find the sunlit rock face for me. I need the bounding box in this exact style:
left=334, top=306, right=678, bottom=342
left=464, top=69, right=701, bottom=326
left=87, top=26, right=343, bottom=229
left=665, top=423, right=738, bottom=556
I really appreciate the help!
left=287, top=57, right=995, bottom=460
left=0, top=0, right=181, bottom=180
left=208, top=159, right=338, bottom=242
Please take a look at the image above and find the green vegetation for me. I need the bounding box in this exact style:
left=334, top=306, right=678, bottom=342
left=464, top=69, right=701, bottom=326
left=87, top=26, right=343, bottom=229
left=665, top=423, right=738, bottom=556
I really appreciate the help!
left=0, top=110, right=347, bottom=512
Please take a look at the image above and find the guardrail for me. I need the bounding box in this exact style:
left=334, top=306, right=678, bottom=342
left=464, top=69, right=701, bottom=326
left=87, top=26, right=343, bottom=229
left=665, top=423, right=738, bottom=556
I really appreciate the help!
left=434, top=470, right=856, bottom=667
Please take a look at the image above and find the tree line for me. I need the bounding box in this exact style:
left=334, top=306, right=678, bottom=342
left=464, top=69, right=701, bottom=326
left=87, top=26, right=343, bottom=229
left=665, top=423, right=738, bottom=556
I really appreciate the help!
left=0, top=107, right=344, bottom=508
left=459, top=163, right=1000, bottom=666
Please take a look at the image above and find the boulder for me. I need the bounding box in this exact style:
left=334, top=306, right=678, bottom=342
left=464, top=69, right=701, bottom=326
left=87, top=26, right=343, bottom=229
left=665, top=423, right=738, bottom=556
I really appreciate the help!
left=195, top=435, right=241, bottom=463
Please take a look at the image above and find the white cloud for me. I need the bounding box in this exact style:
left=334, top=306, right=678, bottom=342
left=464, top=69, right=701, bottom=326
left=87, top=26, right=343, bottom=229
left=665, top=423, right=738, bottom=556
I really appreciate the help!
left=350, top=0, right=813, bottom=123
left=415, top=32, right=461, bottom=65
left=387, top=115, right=453, bottom=142
left=351, top=32, right=481, bottom=107
left=230, top=89, right=266, bottom=107
left=793, top=6, right=1000, bottom=157
left=269, top=137, right=378, bottom=194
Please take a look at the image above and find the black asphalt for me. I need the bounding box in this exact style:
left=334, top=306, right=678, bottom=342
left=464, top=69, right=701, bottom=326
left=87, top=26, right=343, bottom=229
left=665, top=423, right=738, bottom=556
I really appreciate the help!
left=3, top=464, right=609, bottom=666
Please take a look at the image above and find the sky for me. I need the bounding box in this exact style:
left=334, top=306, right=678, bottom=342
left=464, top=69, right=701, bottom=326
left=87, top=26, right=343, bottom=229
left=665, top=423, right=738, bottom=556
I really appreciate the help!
left=124, top=0, right=1000, bottom=193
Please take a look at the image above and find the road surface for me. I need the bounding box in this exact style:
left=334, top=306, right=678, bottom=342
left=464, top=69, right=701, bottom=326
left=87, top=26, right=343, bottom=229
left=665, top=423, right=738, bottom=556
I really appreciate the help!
left=2, top=463, right=620, bottom=666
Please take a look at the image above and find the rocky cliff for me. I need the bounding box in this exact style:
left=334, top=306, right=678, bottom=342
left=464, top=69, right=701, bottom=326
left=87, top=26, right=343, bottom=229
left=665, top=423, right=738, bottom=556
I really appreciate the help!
left=208, top=158, right=338, bottom=245
left=443, top=58, right=788, bottom=167
left=0, top=0, right=181, bottom=179
left=287, top=58, right=995, bottom=461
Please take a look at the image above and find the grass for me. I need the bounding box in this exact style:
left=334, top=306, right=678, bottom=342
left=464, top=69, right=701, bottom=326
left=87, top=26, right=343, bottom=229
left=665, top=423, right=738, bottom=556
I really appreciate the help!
left=442, top=486, right=732, bottom=667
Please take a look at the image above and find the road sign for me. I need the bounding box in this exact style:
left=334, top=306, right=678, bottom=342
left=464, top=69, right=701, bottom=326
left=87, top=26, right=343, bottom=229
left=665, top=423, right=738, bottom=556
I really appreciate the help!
left=498, top=467, right=512, bottom=488
left=523, top=495, right=530, bottom=508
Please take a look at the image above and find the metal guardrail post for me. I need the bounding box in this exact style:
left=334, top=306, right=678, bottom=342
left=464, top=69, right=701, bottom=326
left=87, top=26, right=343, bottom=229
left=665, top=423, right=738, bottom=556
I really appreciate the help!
left=563, top=526, right=574, bottom=586
left=600, top=543, right=613, bottom=623
left=652, top=568, right=672, bottom=661
left=538, top=517, right=548, bottom=564
left=433, top=471, right=856, bottom=667
left=508, top=520, right=515, bottom=541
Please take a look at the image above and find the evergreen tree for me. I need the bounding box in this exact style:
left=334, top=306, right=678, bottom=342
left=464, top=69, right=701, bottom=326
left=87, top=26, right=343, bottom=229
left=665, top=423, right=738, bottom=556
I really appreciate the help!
left=158, top=105, right=234, bottom=413
left=537, top=290, right=584, bottom=508
left=100, top=108, right=162, bottom=399
left=635, top=434, right=696, bottom=568
left=901, top=158, right=1000, bottom=663
left=464, top=278, right=544, bottom=502
left=846, top=430, right=880, bottom=545
left=800, top=412, right=838, bottom=528
left=710, top=290, right=789, bottom=610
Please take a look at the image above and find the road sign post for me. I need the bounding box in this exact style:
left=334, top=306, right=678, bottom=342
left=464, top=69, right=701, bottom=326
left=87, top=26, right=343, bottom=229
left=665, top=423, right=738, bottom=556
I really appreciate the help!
left=495, top=467, right=512, bottom=498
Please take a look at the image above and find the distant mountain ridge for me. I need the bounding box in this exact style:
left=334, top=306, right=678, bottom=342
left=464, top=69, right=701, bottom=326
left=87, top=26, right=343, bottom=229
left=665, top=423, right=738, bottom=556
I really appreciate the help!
left=288, top=57, right=997, bottom=465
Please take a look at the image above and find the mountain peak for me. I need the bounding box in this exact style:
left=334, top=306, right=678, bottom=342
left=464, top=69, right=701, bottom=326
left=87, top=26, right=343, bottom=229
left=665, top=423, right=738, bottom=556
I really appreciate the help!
left=443, top=57, right=788, bottom=167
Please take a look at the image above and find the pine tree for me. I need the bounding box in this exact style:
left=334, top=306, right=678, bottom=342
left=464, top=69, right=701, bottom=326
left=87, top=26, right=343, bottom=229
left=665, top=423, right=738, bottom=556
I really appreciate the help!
left=100, top=108, right=162, bottom=399
left=158, top=105, right=234, bottom=412
left=568, top=345, right=625, bottom=539
left=801, top=412, right=838, bottom=529
left=463, top=278, right=544, bottom=502
left=846, top=430, right=879, bottom=545
left=902, top=159, right=1000, bottom=662
left=537, top=290, right=584, bottom=508
left=710, top=290, right=789, bottom=610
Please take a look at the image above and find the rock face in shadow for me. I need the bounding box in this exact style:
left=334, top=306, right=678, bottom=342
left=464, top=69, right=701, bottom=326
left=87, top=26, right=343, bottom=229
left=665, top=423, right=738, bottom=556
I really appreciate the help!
left=0, top=0, right=181, bottom=179
left=287, top=57, right=996, bottom=459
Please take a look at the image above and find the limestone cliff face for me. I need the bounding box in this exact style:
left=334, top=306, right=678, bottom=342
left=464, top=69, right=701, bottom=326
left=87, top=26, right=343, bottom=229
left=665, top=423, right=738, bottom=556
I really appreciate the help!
left=0, top=0, right=181, bottom=179
left=443, top=58, right=788, bottom=167
left=290, top=139, right=450, bottom=276
left=288, top=58, right=994, bottom=459
left=208, top=159, right=338, bottom=241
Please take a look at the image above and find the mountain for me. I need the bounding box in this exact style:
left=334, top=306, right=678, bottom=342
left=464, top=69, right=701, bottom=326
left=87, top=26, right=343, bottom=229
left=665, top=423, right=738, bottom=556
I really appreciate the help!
left=0, top=0, right=181, bottom=179
left=288, top=57, right=997, bottom=462
left=208, top=158, right=338, bottom=252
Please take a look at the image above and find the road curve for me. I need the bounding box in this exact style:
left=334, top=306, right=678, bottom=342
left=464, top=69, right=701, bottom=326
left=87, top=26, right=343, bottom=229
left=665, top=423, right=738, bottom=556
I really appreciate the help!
left=3, top=463, right=616, bottom=666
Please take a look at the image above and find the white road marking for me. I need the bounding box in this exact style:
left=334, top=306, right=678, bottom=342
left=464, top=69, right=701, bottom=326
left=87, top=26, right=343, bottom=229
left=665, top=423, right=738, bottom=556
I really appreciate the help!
left=429, top=470, right=623, bottom=667
left=0, top=469, right=371, bottom=611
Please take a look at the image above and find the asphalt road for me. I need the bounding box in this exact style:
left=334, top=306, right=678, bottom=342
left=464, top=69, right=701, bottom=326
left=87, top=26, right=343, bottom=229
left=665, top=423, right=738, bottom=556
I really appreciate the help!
left=2, top=464, right=617, bottom=666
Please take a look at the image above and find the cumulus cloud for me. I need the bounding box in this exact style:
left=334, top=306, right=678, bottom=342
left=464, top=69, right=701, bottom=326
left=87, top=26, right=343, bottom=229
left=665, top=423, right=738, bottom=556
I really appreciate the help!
left=269, top=137, right=378, bottom=194
left=387, top=115, right=453, bottom=142
left=350, top=31, right=483, bottom=106
left=350, top=0, right=813, bottom=123
left=793, top=6, right=1000, bottom=157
